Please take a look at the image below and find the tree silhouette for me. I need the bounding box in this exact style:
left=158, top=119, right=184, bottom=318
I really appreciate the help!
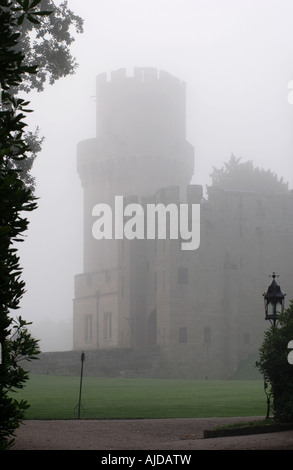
left=209, top=154, right=288, bottom=193
left=0, top=0, right=82, bottom=449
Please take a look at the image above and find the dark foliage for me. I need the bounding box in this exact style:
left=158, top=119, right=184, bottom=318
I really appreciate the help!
left=0, top=0, right=82, bottom=449
left=256, top=301, right=293, bottom=422
left=209, top=154, right=288, bottom=193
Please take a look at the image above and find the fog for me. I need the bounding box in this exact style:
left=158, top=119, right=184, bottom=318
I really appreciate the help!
left=18, top=0, right=293, bottom=352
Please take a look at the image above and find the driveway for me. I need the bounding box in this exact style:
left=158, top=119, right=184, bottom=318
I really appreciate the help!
left=11, top=416, right=293, bottom=451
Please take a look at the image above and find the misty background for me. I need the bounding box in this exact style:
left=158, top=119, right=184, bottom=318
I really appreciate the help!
left=18, top=0, right=293, bottom=351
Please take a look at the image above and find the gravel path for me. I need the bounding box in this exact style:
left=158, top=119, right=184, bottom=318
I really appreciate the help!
left=11, top=417, right=293, bottom=450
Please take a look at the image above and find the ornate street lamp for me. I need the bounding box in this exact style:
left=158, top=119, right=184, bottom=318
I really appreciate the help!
left=262, top=273, right=286, bottom=419
left=263, top=272, right=286, bottom=327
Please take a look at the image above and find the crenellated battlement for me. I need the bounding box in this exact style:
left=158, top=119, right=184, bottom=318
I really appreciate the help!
left=95, top=68, right=189, bottom=160
left=96, top=67, right=185, bottom=89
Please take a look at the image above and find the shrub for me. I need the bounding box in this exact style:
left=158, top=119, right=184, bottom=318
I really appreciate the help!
left=256, top=301, right=293, bottom=422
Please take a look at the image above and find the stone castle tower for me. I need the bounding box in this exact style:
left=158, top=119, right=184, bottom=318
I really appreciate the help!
left=73, top=67, right=293, bottom=379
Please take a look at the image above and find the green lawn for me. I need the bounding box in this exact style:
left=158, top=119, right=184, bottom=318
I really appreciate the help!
left=12, top=375, right=267, bottom=420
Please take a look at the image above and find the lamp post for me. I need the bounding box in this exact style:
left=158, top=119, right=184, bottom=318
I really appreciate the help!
left=263, top=272, right=286, bottom=327
left=262, top=273, right=286, bottom=418
left=77, top=351, right=85, bottom=419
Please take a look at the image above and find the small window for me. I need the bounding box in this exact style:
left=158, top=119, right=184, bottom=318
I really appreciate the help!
left=85, top=314, right=92, bottom=341
left=178, top=267, right=188, bottom=284
left=244, top=333, right=250, bottom=344
left=204, top=327, right=211, bottom=345
left=179, top=327, right=187, bottom=343
left=104, top=312, right=112, bottom=339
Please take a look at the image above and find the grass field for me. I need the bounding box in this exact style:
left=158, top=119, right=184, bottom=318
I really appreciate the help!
left=12, top=375, right=267, bottom=420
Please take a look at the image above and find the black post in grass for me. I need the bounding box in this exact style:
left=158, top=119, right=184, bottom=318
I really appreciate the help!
left=77, top=351, right=85, bottom=419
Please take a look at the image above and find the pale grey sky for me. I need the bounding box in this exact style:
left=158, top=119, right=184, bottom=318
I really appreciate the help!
left=19, top=0, right=293, bottom=350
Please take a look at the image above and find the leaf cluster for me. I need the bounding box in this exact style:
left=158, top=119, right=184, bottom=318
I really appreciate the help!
left=11, top=0, right=52, bottom=26
left=15, top=0, right=84, bottom=93
left=2, top=0, right=83, bottom=193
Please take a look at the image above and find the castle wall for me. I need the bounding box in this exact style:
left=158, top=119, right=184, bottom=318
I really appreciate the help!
left=73, top=67, right=293, bottom=379
left=139, top=185, right=293, bottom=379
